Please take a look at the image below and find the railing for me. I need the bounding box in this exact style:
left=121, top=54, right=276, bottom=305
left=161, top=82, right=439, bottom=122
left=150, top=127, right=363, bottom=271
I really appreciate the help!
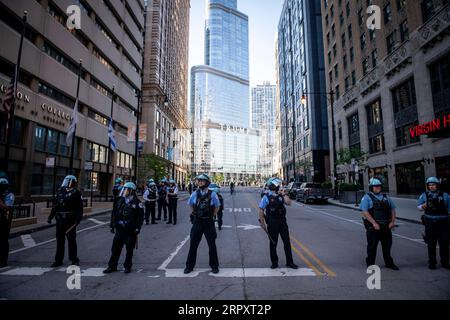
left=368, top=122, right=384, bottom=138
left=383, top=40, right=411, bottom=77
left=417, top=3, right=450, bottom=49
left=12, top=202, right=36, bottom=219
left=394, top=105, right=418, bottom=128
left=359, top=67, right=379, bottom=95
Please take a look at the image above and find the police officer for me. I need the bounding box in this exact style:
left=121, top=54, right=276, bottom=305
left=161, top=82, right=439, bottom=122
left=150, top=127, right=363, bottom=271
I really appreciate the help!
left=157, top=179, right=168, bottom=221
left=417, top=177, right=450, bottom=270
left=209, top=184, right=224, bottom=230
left=112, top=178, right=124, bottom=212
left=360, top=177, right=399, bottom=270
left=0, top=178, right=14, bottom=268
left=167, top=179, right=178, bottom=225
left=184, top=174, right=221, bottom=274
left=258, top=178, right=298, bottom=269
left=143, top=180, right=158, bottom=225
left=104, top=182, right=144, bottom=274
left=48, top=175, right=83, bottom=267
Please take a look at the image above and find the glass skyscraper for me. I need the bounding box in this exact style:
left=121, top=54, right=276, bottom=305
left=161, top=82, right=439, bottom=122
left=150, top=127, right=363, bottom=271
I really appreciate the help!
left=191, top=0, right=259, bottom=181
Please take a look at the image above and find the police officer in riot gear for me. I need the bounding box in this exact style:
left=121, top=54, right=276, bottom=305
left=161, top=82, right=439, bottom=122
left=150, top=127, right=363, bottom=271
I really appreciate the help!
left=48, top=175, right=83, bottom=267
left=143, top=180, right=158, bottom=225
left=258, top=178, right=298, bottom=269
left=112, top=178, right=124, bottom=212
left=104, top=182, right=144, bottom=274
left=417, top=177, right=450, bottom=270
left=157, top=179, right=168, bottom=221
left=184, top=174, right=221, bottom=274
left=167, top=179, right=178, bottom=225
left=360, top=177, right=399, bottom=270
left=0, top=178, right=15, bottom=268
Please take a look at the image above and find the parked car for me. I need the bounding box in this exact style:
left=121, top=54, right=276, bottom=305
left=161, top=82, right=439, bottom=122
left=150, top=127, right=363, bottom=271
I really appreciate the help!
left=296, top=183, right=332, bottom=203
left=286, top=182, right=302, bottom=199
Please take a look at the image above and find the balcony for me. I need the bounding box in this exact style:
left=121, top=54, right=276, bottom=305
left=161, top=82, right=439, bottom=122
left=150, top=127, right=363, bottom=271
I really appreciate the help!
left=383, top=40, right=412, bottom=77
left=433, top=87, right=450, bottom=114
left=394, top=105, right=418, bottom=128
left=359, top=67, right=380, bottom=96
left=368, top=122, right=383, bottom=138
left=417, top=3, right=450, bottom=51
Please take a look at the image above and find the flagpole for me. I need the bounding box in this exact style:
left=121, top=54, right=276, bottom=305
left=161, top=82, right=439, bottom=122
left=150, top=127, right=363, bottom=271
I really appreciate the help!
left=105, top=86, right=115, bottom=200
left=69, top=60, right=82, bottom=174
left=3, top=11, right=27, bottom=173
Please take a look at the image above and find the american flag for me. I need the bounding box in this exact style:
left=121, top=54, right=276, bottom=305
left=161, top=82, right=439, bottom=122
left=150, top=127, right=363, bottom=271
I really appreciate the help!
left=2, top=75, right=15, bottom=133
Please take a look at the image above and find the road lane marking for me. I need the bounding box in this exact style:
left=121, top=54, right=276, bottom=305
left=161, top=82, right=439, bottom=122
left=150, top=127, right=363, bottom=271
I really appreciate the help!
left=163, top=267, right=316, bottom=278
left=88, top=218, right=106, bottom=225
left=10, top=222, right=109, bottom=255
left=290, top=236, right=336, bottom=277
left=157, top=235, right=190, bottom=271
left=294, top=203, right=426, bottom=246
left=0, top=267, right=53, bottom=276
left=20, top=234, right=36, bottom=248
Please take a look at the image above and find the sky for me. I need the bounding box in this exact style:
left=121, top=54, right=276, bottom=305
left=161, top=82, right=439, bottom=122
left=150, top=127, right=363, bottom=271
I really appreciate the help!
left=188, top=0, right=285, bottom=87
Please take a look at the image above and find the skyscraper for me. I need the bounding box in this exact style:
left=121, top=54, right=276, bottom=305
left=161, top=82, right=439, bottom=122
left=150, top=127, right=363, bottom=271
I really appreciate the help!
left=191, top=0, right=259, bottom=182
left=251, top=82, right=276, bottom=179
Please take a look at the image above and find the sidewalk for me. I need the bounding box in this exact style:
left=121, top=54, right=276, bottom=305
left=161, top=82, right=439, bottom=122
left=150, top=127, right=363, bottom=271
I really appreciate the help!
left=327, top=196, right=422, bottom=224
left=10, top=191, right=191, bottom=238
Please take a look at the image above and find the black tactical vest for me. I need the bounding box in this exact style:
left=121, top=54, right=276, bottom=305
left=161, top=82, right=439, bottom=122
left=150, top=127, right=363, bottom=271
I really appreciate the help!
left=168, top=186, right=178, bottom=199
left=148, top=188, right=157, bottom=200
left=194, top=190, right=213, bottom=220
left=367, top=193, right=391, bottom=224
left=425, top=191, right=447, bottom=217
left=158, top=186, right=167, bottom=199
left=265, top=194, right=286, bottom=219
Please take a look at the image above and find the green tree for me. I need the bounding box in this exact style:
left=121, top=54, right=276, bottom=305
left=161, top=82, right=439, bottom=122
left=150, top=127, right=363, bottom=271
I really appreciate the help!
left=214, top=173, right=224, bottom=185
left=336, top=147, right=367, bottom=184
left=140, top=154, right=169, bottom=181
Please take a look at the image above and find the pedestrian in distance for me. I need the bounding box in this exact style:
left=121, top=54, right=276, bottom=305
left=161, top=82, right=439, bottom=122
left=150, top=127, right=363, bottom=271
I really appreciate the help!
left=0, top=178, right=14, bottom=268
left=143, top=179, right=158, bottom=225
left=417, top=177, right=450, bottom=270
left=360, top=177, right=399, bottom=270
left=167, top=179, right=179, bottom=225
left=258, top=178, right=298, bottom=270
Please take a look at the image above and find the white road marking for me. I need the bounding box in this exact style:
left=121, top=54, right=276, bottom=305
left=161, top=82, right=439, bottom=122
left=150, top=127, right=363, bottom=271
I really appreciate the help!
left=236, top=224, right=260, bottom=231
left=88, top=218, right=105, bottom=225
left=164, top=268, right=316, bottom=278
left=0, top=267, right=53, bottom=276
left=157, top=235, right=190, bottom=271
left=295, top=203, right=426, bottom=245
left=20, top=234, right=36, bottom=248
left=10, top=222, right=109, bottom=255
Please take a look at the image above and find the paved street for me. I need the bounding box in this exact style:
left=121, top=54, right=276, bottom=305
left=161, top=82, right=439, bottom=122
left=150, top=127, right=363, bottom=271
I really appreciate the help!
left=1, top=187, right=449, bottom=300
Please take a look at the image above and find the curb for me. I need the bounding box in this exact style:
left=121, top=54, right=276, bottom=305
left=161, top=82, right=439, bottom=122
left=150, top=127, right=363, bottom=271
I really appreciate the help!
left=326, top=200, right=422, bottom=225
left=9, top=209, right=112, bottom=239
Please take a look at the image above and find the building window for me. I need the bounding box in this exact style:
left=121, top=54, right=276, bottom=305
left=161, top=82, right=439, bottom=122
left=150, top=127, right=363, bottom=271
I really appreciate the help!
left=338, top=122, right=342, bottom=140
left=367, top=99, right=383, bottom=126
left=369, top=29, right=376, bottom=41
left=383, top=3, right=392, bottom=24
left=392, top=78, right=417, bottom=113
left=352, top=70, right=356, bottom=85
left=328, top=51, right=332, bottom=64
left=369, top=134, right=385, bottom=154
left=386, top=31, right=397, bottom=54
left=396, top=122, right=420, bottom=147
left=331, top=24, right=336, bottom=37
left=343, top=54, right=348, bottom=70
left=93, top=48, right=117, bottom=74
left=38, top=82, right=75, bottom=108
left=327, top=32, right=330, bottom=45
left=421, top=0, right=435, bottom=23
left=90, top=77, right=111, bottom=98
left=358, top=8, right=364, bottom=25
left=396, top=161, right=425, bottom=195
left=339, top=12, right=344, bottom=26
left=397, top=0, right=406, bottom=10
left=335, top=85, right=340, bottom=99
left=346, top=1, right=350, bottom=16
left=345, top=76, right=350, bottom=91
left=399, top=20, right=409, bottom=42
left=429, top=53, right=450, bottom=117
left=43, top=42, right=80, bottom=75
left=350, top=46, right=354, bottom=62
left=348, top=24, right=352, bottom=40
left=371, top=49, right=378, bottom=67
left=360, top=33, right=366, bottom=50
left=88, top=109, right=108, bottom=126
left=348, top=112, right=360, bottom=149
left=35, top=126, right=46, bottom=151
left=333, top=44, right=337, bottom=57
left=86, top=142, right=108, bottom=164
left=341, top=33, right=346, bottom=49
left=334, top=64, right=339, bottom=78
left=362, top=57, right=370, bottom=75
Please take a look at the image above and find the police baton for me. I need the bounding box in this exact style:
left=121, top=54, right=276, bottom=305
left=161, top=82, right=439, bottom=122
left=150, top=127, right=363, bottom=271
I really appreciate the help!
left=65, top=223, right=77, bottom=234
left=259, top=219, right=276, bottom=245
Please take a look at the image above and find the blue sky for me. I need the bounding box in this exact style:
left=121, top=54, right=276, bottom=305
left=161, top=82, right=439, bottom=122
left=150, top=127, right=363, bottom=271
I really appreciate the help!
left=188, top=0, right=285, bottom=87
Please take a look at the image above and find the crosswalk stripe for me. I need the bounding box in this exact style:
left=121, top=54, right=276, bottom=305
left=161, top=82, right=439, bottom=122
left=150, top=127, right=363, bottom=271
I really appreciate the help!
left=20, top=234, right=36, bottom=248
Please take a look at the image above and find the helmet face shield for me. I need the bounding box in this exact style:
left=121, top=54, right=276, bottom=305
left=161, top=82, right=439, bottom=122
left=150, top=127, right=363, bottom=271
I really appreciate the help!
left=61, top=176, right=76, bottom=188
left=119, top=187, right=132, bottom=198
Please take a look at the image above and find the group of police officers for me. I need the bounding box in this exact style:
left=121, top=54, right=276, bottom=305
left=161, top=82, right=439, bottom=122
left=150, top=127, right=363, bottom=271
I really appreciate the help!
left=0, top=173, right=449, bottom=275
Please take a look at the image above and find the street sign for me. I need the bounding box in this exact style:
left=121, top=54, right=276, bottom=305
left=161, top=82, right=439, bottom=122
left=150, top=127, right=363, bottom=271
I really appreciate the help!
left=45, top=157, right=55, bottom=168
left=84, top=161, right=93, bottom=171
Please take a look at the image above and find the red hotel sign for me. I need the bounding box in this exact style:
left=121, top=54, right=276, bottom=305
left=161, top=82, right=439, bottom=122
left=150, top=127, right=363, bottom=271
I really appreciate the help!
left=409, top=114, right=450, bottom=138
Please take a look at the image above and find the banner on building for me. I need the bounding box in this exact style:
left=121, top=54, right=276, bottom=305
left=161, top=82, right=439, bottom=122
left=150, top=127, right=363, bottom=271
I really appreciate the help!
left=127, top=124, right=147, bottom=142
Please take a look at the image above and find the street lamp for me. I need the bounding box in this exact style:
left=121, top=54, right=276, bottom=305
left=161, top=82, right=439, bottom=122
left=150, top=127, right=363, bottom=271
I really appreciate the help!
left=301, top=90, right=337, bottom=198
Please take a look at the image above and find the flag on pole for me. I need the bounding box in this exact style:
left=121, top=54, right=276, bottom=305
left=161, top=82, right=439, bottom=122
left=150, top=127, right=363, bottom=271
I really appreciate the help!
left=108, top=118, right=117, bottom=152
left=2, top=75, right=15, bottom=134
left=66, top=98, right=78, bottom=146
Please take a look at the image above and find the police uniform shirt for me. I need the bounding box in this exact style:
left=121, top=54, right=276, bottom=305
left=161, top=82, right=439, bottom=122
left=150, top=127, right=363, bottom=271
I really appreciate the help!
left=167, top=186, right=178, bottom=196
left=3, top=193, right=14, bottom=207
left=359, top=192, right=396, bottom=212
left=417, top=191, right=450, bottom=220
left=188, top=189, right=220, bottom=208
left=259, top=191, right=286, bottom=210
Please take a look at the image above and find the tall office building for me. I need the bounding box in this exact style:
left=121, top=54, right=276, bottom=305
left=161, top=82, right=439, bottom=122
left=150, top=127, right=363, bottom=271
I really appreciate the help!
left=141, top=0, right=190, bottom=184
left=277, top=0, right=330, bottom=183
left=190, top=0, right=259, bottom=181
left=321, top=0, right=450, bottom=195
left=251, top=82, right=276, bottom=179
left=0, top=0, right=144, bottom=196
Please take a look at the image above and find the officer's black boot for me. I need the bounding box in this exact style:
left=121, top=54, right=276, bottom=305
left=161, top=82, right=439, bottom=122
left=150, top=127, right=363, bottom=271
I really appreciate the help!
left=103, top=266, right=118, bottom=273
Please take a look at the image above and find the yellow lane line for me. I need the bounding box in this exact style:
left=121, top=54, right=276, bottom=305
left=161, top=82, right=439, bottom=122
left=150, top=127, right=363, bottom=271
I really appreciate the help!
left=290, top=236, right=336, bottom=277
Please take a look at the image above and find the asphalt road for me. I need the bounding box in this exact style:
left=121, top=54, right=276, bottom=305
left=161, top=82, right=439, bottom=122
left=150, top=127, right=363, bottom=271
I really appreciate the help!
left=1, top=187, right=449, bottom=299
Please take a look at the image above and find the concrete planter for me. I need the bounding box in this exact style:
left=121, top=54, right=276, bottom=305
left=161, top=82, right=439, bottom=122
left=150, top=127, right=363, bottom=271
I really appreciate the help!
left=339, top=191, right=365, bottom=204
